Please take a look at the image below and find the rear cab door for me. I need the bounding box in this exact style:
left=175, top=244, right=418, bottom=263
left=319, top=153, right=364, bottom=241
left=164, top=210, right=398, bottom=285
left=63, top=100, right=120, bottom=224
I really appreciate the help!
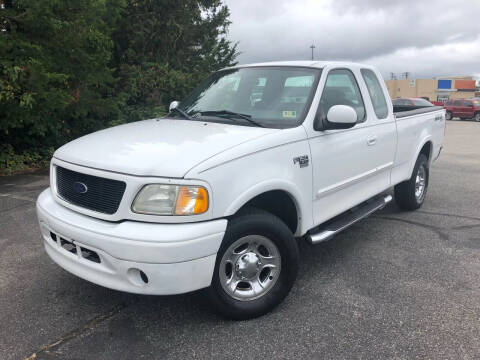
left=359, top=67, right=397, bottom=184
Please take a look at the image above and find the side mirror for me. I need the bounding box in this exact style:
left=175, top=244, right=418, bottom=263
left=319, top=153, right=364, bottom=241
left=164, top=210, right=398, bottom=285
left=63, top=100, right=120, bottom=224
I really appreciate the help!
left=316, top=105, right=357, bottom=130
left=169, top=101, right=179, bottom=112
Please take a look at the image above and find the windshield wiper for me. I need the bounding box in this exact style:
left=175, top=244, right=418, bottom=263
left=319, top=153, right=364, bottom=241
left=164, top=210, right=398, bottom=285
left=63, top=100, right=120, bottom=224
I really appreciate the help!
left=167, top=107, right=192, bottom=120
left=198, top=110, right=265, bottom=128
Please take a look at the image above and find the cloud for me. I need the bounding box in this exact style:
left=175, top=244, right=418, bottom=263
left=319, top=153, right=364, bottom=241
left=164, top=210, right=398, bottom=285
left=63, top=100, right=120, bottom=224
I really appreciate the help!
left=224, top=0, right=480, bottom=79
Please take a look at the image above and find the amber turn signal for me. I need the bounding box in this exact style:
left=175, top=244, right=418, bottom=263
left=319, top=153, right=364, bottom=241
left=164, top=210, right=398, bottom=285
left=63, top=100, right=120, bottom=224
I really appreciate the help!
left=174, top=186, right=209, bottom=215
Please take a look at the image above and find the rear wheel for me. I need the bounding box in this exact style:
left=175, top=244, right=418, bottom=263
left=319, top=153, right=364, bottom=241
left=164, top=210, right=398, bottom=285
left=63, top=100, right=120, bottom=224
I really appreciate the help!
left=445, top=111, right=452, bottom=120
left=394, top=154, right=429, bottom=210
left=208, top=208, right=299, bottom=320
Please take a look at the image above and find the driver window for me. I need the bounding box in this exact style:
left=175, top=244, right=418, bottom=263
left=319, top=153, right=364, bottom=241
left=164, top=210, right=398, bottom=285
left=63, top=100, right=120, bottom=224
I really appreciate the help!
left=319, top=69, right=366, bottom=123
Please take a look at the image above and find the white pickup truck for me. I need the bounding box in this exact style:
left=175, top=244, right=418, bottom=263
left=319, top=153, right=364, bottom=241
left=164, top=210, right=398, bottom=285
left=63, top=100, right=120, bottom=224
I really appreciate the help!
left=36, top=61, right=445, bottom=319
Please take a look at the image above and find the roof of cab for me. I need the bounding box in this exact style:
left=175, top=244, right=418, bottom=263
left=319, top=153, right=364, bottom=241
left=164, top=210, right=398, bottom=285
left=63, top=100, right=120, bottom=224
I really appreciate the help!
left=224, top=60, right=373, bottom=70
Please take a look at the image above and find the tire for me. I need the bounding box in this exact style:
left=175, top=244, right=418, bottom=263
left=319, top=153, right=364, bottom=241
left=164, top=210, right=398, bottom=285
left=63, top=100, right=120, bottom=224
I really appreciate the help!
left=475, top=113, right=480, bottom=122
left=394, top=154, right=429, bottom=210
left=445, top=111, right=452, bottom=120
left=208, top=208, right=299, bottom=320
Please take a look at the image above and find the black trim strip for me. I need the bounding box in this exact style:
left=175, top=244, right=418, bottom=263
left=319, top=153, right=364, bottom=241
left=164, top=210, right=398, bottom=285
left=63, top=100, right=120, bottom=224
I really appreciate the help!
left=394, top=106, right=444, bottom=118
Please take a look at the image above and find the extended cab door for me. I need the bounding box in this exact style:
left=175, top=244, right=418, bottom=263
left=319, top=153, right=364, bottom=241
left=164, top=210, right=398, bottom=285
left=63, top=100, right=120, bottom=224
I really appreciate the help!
left=307, top=67, right=396, bottom=226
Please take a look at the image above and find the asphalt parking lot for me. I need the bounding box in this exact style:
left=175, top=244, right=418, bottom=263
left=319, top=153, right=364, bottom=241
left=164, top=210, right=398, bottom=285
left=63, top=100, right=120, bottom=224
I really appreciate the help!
left=1, top=121, right=479, bottom=360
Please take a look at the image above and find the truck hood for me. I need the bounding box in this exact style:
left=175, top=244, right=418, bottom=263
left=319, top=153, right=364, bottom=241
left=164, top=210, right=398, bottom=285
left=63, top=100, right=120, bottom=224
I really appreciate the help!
left=54, top=118, right=278, bottom=178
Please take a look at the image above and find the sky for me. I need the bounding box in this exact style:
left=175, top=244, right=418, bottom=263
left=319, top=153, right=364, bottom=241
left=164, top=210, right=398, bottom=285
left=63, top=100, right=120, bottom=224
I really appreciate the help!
left=223, top=0, right=480, bottom=79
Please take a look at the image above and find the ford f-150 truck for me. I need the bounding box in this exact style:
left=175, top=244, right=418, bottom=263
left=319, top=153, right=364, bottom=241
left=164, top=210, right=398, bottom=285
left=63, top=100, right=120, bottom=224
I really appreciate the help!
left=36, top=61, right=445, bottom=319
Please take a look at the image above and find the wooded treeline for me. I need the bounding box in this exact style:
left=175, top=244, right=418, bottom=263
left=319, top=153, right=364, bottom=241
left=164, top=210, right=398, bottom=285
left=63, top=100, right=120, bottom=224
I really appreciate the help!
left=0, top=0, right=237, bottom=172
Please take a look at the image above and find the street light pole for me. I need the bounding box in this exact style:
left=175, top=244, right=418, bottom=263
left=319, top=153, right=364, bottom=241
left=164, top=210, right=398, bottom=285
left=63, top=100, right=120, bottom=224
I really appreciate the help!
left=310, top=44, right=315, bottom=60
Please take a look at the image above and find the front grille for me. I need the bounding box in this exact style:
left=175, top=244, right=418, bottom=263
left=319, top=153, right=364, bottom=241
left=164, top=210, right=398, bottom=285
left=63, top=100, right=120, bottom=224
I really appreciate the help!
left=56, top=166, right=126, bottom=214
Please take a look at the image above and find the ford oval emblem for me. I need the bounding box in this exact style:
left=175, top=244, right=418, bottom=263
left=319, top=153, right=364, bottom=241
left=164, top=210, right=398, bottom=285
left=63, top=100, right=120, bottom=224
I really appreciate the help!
left=73, top=181, right=88, bottom=194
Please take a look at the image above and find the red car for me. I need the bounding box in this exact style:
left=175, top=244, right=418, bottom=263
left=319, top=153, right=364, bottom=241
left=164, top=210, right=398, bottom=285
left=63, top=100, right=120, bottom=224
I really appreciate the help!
left=444, top=99, right=480, bottom=122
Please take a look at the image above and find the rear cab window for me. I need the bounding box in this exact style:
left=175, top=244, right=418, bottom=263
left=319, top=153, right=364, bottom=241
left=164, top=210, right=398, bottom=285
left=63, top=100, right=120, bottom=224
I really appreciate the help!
left=361, top=69, right=389, bottom=119
left=453, top=100, right=462, bottom=106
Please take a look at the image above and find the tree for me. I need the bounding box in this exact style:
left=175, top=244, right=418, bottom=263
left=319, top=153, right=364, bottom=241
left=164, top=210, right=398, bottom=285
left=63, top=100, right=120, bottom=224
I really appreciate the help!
left=0, top=0, right=238, bottom=172
left=0, top=0, right=124, bottom=150
left=112, top=0, right=238, bottom=122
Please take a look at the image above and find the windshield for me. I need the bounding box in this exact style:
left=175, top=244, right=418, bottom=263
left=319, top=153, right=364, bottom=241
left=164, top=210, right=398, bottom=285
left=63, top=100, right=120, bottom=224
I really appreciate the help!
left=175, top=67, right=321, bottom=128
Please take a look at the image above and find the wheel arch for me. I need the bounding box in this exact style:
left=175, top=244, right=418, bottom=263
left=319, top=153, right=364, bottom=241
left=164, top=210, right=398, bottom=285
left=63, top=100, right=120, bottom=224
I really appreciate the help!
left=410, top=138, right=433, bottom=177
left=224, top=180, right=305, bottom=235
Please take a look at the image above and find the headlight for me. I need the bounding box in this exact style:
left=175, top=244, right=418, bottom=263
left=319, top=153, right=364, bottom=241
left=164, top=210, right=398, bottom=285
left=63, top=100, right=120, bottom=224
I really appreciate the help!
left=132, top=184, right=209, bottom=216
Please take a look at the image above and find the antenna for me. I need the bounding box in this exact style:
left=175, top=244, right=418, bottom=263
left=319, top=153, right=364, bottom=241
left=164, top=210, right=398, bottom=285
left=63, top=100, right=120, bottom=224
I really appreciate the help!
left=310, top=44, right=315, bottom=60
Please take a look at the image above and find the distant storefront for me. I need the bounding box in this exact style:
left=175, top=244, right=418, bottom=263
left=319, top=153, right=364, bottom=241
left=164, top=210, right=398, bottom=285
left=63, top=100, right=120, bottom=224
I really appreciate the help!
left=386, top=76, right=478, bottom=103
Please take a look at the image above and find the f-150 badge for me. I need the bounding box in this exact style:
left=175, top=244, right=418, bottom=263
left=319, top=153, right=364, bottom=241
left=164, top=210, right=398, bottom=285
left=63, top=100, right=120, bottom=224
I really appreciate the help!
left=293, top=155, right=309, bottom=168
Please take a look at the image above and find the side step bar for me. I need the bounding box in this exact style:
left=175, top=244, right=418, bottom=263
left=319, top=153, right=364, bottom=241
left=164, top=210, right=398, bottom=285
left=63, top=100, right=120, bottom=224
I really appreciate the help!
left=308, top=194, right=392, bottom=244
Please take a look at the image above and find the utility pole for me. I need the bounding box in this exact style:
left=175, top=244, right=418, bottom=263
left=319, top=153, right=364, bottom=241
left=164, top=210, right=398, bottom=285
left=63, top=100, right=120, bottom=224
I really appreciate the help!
left=390, top=72, right=397, bottom=80
left=402, top=72, right=410, bottom=79
left=310, top=44, right=315, bottom=60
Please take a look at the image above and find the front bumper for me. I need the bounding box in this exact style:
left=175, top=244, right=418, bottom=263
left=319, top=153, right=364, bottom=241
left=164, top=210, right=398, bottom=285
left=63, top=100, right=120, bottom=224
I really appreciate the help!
left=36, top=189, right=227, bottom=295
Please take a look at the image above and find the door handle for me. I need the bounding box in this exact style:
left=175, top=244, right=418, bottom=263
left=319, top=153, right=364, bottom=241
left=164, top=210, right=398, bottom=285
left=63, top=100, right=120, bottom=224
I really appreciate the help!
left=367, top=136, right=377, bottom=146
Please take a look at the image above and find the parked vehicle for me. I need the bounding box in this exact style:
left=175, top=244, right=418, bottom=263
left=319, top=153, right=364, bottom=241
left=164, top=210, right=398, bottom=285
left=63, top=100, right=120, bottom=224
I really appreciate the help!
left=36, top=61, right=445, bottom=319
left=444, top=99, right=480, bottom=121
left=430, top=100, right=444, bottom=106
left=391, top=97, right=435, bottom=111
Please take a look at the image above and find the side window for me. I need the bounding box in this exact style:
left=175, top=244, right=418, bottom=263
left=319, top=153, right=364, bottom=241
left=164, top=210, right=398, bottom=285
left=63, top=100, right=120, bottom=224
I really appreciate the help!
left=464, top=101, right=473, bottom=107
left=453, top=100, right=461, bottom=106
left=361, top=69, right=388, bottom=119
left=319, top=69, right=366, bottom=123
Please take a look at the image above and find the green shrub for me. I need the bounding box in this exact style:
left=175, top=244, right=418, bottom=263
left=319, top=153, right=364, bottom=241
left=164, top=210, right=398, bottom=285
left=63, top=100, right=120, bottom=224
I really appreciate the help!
left=0, top=144, right=53, bottom=175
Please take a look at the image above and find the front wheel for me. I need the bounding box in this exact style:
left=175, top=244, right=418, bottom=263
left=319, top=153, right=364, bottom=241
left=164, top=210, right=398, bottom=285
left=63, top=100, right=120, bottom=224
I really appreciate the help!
left=208, top=208, right=299, bottom=320
left=475, top=113, right=480, bottom=122
left=394, top=154, right=429, bottom=210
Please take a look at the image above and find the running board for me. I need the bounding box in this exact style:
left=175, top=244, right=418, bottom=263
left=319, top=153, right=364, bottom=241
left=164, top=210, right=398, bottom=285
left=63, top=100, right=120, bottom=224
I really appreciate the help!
left=308, top=194, right=392, bottom=244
